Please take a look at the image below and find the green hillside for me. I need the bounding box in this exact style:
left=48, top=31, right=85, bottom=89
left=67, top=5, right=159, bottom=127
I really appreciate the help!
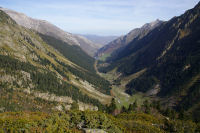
left=97, top=2, right=200, bottom=122
left=0, top=2, right=200, bottom=133
left=0, top=10, right=111, bottom=112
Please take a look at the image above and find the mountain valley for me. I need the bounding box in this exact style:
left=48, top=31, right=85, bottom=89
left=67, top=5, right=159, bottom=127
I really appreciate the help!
left=0, top=2, right=200, bottom=133
left=97, top=2, right=200, bottom=123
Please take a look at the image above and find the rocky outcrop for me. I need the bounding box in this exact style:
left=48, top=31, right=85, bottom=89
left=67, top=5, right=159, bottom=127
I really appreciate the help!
left=24, top=89, right=98, bottom=111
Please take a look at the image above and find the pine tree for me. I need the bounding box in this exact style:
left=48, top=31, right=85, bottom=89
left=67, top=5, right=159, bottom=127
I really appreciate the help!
left=108, top=98, right=117, bottom=114
left=133, top=100, right=138, bottom=111
left=122, top=106, right=127, bottom=113
left=143, top=100, right=150, bottom=114
left=128, top=104, right=133, bottom=112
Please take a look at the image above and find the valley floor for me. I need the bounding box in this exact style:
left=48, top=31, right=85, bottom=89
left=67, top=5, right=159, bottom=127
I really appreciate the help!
left=94, top=60, right=150, bottom=109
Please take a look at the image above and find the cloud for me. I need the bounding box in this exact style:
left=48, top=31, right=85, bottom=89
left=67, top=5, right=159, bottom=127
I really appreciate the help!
left=0, top=0, right=199, bottom=35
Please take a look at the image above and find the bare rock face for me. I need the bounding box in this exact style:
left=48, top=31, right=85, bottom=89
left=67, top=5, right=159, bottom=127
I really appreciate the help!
left=0, top=7, right=98, bottom=56
left=78, top=102, right=98, bottom=111
left=96, top=19, right=163, bottom=57
left=32, top=91, right=73, bottom=104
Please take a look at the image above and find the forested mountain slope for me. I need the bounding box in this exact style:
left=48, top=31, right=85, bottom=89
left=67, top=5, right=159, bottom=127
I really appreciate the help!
left=98, top=2, right=200, bottom=120
left=0, top=2, right=200, bottom=133
left=0, top=9, right=111, bottom=112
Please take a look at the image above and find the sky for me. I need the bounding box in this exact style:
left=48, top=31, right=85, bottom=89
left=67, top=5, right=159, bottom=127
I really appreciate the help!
left=0, top=0, right=199, bottom=36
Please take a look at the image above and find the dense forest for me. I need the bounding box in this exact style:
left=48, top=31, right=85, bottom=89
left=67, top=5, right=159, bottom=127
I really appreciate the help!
left=0, top=55, right=105, bottom=109
left=39, top=34, right=111, bottom=94
left=39, top=33, right=95, bottom=73
left=55, top=59, right=111, bottom=94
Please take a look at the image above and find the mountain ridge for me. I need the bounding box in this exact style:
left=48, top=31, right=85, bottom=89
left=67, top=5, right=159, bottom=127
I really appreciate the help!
left=97, top=1, right=200, bottom=121
left=0, top=9, right=112, bottom=112
left=0, top=2, right=200, bottom=132
left=96, top=19, right=163, bottom=58
left=0, top=7, right=99, bottom=56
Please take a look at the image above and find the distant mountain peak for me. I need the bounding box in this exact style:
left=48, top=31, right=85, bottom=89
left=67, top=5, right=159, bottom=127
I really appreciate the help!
left=81, top=34, right=118, bottom=47
left=141, top=19, right=163, bottom=30
left=96, top=19, right=163, bottom=58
